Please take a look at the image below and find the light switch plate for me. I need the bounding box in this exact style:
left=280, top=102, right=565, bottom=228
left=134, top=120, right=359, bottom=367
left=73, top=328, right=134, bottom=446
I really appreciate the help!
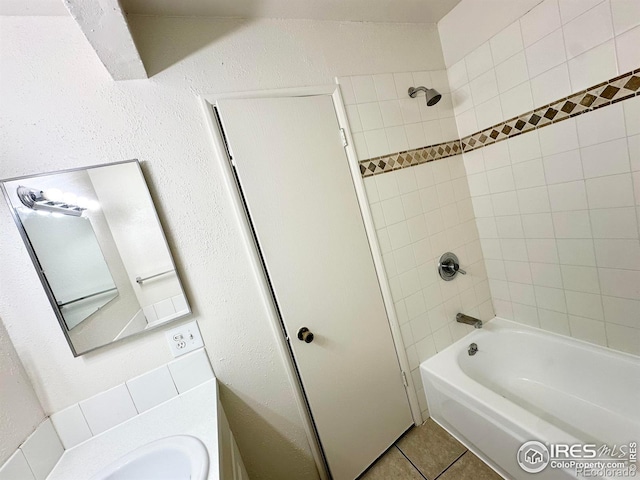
left=166, top=320, right=204, bottom=357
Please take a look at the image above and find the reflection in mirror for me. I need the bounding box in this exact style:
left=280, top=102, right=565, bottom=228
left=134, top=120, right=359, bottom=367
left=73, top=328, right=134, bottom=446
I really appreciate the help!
left=1, top=160, right=190, bottom=355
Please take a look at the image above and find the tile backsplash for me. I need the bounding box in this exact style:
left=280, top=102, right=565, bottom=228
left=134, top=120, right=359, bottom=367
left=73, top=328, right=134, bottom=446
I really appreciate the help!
left=0, top=348, right=214, bottom=480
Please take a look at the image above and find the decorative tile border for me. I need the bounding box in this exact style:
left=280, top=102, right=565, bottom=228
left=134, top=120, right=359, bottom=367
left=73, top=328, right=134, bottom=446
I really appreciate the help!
left=359, top=68, right=640, bottom=177
left=359, top=139, right=462, bottom=177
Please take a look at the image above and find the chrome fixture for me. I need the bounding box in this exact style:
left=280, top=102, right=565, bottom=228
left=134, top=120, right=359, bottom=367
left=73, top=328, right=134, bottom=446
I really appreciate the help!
left=297, top=327, right=314, bottom=343
left=16, top=185, right=86, bottom=217
left=136, top=269, right=175, bottom=285
left=438, top=252, right=466, bottom=281
left=457, top=313, right=483, bottom=329
left=468, top=342, right=478, bottom=356
left=408, top=86, right=442, bottom=106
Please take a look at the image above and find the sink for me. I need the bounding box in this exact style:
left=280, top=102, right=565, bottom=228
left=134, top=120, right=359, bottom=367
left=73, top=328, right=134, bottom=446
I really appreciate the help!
left=90, top=435, right=209, bottom=480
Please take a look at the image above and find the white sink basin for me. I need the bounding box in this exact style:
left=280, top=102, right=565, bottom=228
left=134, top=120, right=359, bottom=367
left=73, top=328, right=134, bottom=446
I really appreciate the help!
left=90, top=435, right=209, bottom=480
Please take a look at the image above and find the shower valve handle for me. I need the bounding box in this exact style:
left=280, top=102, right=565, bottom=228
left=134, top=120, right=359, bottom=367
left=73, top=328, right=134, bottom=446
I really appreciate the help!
left=441, top=260, right=466, bottom=275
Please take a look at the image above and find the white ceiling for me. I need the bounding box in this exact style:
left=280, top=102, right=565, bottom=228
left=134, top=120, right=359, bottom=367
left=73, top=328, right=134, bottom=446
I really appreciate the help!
left=1, top=0, right=461, bottom=23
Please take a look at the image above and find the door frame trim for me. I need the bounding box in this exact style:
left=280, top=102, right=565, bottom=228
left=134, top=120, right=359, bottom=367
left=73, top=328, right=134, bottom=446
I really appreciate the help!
left=199, top=85, right=422, bottom=476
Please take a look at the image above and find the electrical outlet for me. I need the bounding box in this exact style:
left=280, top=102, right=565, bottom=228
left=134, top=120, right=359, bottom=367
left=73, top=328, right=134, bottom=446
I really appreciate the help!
left=166, top=320, right=204, bottom=357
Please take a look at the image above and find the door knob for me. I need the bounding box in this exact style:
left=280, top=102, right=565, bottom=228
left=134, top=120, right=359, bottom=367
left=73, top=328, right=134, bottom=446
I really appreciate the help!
left=297, top=327, right=314, bottom=343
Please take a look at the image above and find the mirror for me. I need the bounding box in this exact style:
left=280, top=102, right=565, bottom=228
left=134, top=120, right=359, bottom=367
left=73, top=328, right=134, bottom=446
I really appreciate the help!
left=1, top=160, right=190, bottom=355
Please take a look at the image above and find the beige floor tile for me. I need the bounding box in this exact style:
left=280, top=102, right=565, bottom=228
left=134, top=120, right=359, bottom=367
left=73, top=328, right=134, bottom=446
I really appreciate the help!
left=396, top=419, right=466, bottom=479
left=359, top=446, right=424, bottom=480
left=438, top=451, right=503, bottom=480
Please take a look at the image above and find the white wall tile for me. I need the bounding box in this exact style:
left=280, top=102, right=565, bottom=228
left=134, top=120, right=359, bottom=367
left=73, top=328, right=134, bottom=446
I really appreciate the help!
left=490, top=21, right=525, bottom=65
left=606, top=323, right=640, bottom=355
left=559, top=0, right=605, bottom=24
left=497, top=217, right=525, bottom=239
left=337, top=77, right=356, bottom=105
left=615, top=26, right=640, bottom=73
left=506, top=261, right=533, bottom=283
left=510, top=282, right=536, bottom=305
left=465, top=42, right=494, bottom=80
left=566, top=291, right=604, bottom=320
left=531, top=262, right=563, bottom=288
left=568, top=314, right=606, bottom=344
left=492, top=191, right=520, bottom=216
left=357, top=102, right=384, bottom=131
left=518, top=186, right=551, bottom=214
left=520, top=0, right=562, bottom=47
left=581, top=138, right=630, bottom=178
left=483, top=142, right=511, bottom=170
left=496, top=52, right=530, bottom=93
left=352, top=132, right=369, bottom=159
left=500, top=81, right=534, bottom=120
left=543, top=149, right=583, bottom=184
left=456, top=109, right=478, bottom=137
left=487, top=166, right=516, bottom=193
left=539, top=118, right=579, bottom=155
left=525, top=29, right=567, bottom=78
left=548, top=181, right=588, bottom=211
left=602, top=295, right=640, bottom=328
left=557, top=239, right=596, bottom=266
left=590, top=207, right=638, bottom=238
left=79, top=384, right=137, bottom=435
left=527, top=239, right=560, bottom=263
left=446, top=59, right=469, bottom=91
left=363, top=129, right=390, bottom=157
left=475, top=97, right=504, bottom=130
left=20, top=419, right=63, bottom=480
left=522, top=213, right=555, bottom=238
left=0, top=451, right=36, bottom=480
left=594, top=239, right=640, bottom=270
left=423, top=120, right=443, bottom=144
left=167, top=349, right=215, bottom=394
left=378, top=100, right=403, bottom=128
left=345, top=105, right=362, bottom=132
left=585, top=174, right=635, bottom=208
left=628, top=135, right=640, bottom=172
left=372, top=73, right=398, bottom=101
left=599, top=268, right=640, bottom=299
left=385, top=126, right=409, bottom=152
left=535, top=285, right=567, bottom=312
left=561, top=265, right=601, bottom=293
left=538, top=308, right=571, bottom=335
left=351, top=75, right=377, bottom=103
left=393, top=72, right=414, bottom=99
left=568, top=40, right=618, bottom=92
left=404, top=123, right=426, bottom=149
left=50, top=404, right=92, bottom=449
left=452, top=84, right=474, bottom=115
left=531, top=63, right=572, bottom=106
left=563, top=1, right=614, bottom=59
left=513, top=158, right=546, bottom=189
left=126, top=365, right=178, bottom=413
left=552, top=211, right=592, bottom=238
left=508, top=130, right=542, bottom=163
left=513, top=302, right=540, bottom=326
left=624, top=97, right=640, bottom=137
left=470, top=69, right=499, bottom=105
left=611, top=0, right=640, bottom=35
left=576, top=101, right=626, bottom=147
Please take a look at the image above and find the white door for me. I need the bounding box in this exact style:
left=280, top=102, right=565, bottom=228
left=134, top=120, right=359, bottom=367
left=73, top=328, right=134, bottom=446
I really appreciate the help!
left=217, top=95, right=413, bottom=480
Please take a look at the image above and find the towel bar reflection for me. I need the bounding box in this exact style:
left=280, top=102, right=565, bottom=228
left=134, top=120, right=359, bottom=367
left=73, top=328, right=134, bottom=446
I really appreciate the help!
left=58, top=287, right=118, bottom=308
left=136, top=269, right=175, bottom=285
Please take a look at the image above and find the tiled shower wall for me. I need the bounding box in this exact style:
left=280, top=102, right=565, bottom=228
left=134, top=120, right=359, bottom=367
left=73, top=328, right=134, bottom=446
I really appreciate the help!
left=362, top=158, right=494, bottom=419
left=447, top=0, right=640, bottom=355
left=338, top=70, right=495, bottom=419
left=337, top=70, right=457, bottom=161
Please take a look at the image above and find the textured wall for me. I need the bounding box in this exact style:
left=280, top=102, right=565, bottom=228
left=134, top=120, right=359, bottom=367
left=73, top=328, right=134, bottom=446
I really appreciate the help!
left=0, top=320, right=45, bottom=464
left=0, top=15, right=445, bottom=480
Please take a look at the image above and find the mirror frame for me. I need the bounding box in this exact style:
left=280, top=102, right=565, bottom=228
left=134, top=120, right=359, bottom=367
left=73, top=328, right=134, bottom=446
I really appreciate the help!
left=1, top=159, right=191, bottom=356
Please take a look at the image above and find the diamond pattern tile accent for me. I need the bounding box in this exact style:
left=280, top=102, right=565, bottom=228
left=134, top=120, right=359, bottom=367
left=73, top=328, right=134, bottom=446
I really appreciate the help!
left=360, top=68, right=640, bottom=177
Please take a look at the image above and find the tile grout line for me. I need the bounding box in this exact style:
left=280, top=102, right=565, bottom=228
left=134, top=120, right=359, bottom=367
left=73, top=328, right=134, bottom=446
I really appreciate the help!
left=359, top=67, right=640, bottom=178
left=433, top=450, right=468, bottom=480
left=393, top=444, right=429, bottom=480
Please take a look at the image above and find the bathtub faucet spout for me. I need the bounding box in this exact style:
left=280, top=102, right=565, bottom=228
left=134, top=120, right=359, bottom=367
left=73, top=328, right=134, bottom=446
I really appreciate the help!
left=456, top=313, right=483, bottom=329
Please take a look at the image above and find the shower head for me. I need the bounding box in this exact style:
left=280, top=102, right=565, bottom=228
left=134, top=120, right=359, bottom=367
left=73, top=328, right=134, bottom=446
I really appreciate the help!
left=408, top=86, right=442, bottom=106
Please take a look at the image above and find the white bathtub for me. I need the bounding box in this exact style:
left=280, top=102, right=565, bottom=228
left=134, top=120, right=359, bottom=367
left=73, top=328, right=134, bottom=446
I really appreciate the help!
left=421, top=317, right=639, bottom=480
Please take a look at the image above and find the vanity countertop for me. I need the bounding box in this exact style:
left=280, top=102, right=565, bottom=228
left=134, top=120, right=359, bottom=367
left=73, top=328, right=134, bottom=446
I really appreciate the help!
left=47, top=379, right=219, bottom=480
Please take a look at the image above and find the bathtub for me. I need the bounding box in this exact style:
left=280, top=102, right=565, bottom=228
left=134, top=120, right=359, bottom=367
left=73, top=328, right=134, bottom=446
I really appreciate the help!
left=420, top=317, right=639, bottom=480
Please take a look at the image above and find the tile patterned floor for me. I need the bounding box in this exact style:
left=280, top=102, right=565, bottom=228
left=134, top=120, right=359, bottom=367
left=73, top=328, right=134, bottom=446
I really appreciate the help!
left=358, top=419, right=503, bottom=480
